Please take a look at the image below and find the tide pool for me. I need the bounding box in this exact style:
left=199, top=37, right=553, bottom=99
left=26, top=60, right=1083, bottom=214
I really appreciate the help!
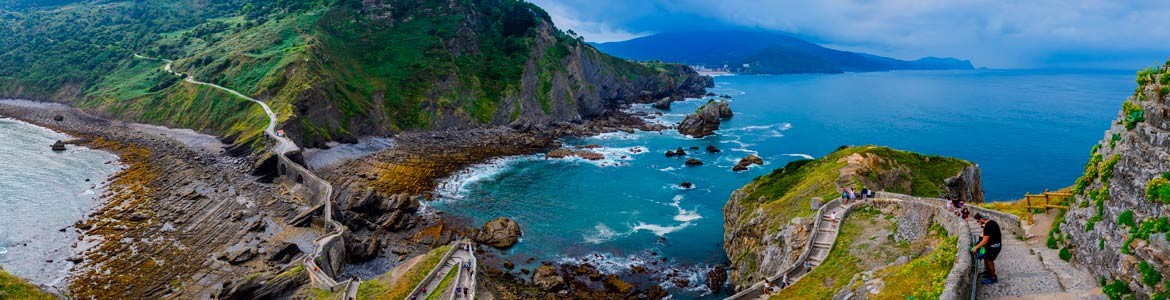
left=430, top=69, right=1133, bottom=297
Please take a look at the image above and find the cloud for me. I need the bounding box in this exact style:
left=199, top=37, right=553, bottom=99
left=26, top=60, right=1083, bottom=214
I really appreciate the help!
left=531, top=0, right=1170, bottom=68
left=527, top=0, right=652, bottom=42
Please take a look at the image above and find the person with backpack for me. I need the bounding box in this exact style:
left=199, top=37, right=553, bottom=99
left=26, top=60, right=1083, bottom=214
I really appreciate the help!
left=972, top=213, right=1002, bottom=284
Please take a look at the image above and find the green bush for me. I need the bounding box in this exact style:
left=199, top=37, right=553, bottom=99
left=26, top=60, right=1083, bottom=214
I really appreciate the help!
left=1100, top=239, right=1105, bottom=249
left=1138, top=67, right=1157, bottom=85
left=1059, top=247, right=1072, bottom=261
left=1123, top=101, right=1145, bottom=130
left=1103, top=279, right=1133, bottom=300
left=1149, top=176, right=1170, bottom=203
left=1111, top=133, right=1121, bottom=148
left=1161, top=73, right=1170, bottom=85
left=1119, top=210, right=1136, bottom=227
left=1100, top=155, right=1121, bottom=183
left=1047, top=232, right=1059, bottom=249
left=1140, top=261, right=1163, bottom=287
left=1161, top=86, right=1169, bottom=98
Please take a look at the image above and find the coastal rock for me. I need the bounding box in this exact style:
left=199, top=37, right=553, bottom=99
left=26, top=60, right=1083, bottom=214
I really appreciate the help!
left=345, top=190, right=421, bottom=232
left=685, top=158, right=704, bottom=166
left=674, top=147, right=687, bottom=156
left=706, top=145, right=721, bottom=153
left=53, top=115, right=64, bottom=122
left=677, top=100, right=732, bottom=138
left=267, top=243, right=302, bottom=264
left=504, top=261, right=515, bottom=270
left=475, top=217, right=523, bottom=249
left=51, top=140, right=66, bottom=151
left=945, top=164, right=984, bottom=202
left=732, top=154, right=764, bottom=171
left=652, top=97, right=672, bottom=110
left=219, top=248, right=257, bottom=265
left=547, top=149, right=604, bottom=160
left=680, top=182, right=694, bottom=189
left=603, top=275, right=634, bottom=294
left=532, top=265, right=565, bottom=291
left=707, top=265, right=728, bottom=294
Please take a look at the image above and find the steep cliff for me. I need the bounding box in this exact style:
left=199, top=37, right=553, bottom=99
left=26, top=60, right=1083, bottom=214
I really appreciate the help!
left=722, top=146, right=980, bottom=290
left=0, top=0, right=711, bottom=148
left=1063, top=63, right=1170, bottom=299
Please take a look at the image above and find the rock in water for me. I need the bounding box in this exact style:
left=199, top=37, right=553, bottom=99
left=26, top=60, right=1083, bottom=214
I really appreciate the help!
left=652, top=97, right=673, bottom=110
left=532, top=265, right=565, bottom=291
left=677, top=100, right=732, bottom=138
left=51, top=140, right=66, bottom=151
left=685, top=158, right=704, bottom=166
left=475, top=217, right=523, bottom=249
left=732, top=154, right=764, bottom=171
left=707, top=265, right=728, bottom=294
left=674, top=147, right=687, bottom=156
left=664, top=150, right=677, bottom=157
left=680, top=182, right=694, bottom=189
left=706, top=145, right=721, bottom=153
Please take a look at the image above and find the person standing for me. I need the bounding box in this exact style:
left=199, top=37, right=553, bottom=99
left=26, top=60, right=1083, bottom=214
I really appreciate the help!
left=971, top=213, right=1001, bottom=284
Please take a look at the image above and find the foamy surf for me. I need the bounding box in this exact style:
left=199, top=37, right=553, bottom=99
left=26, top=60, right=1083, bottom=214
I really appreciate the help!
left=784, top=153, right=816, bottom=160
left=433, top=155, right=533, bottom=201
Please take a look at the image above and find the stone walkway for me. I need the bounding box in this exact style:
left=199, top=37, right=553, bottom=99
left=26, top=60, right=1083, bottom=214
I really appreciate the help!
left=968, top=218, right=1102, bottom=299
left=725, top=199, right=849, bottom=300
left=410, top=241, right=477, bottom=300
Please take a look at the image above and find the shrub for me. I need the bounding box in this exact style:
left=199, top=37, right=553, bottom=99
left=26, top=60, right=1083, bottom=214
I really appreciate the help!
left=1100, top=155, right=1121, bottom=183
left=1103, top=279, right=1132, bottom=300
left=1123, top=101, right=1145, bottom=130
left=1111, top=133, right=1121, bottom=148
left=1161, top=73, right=1170, bottom=85
left=1047, top=233, right=1059, bottom=249
left=1140, top=261, right=1163, bottom=287
left=1119, top=210, right=1136, bottom=227
left=1100, top=239, right=1105, bottom=249
left=1059, top=247, right=1072, bottom=261
left=1138, top=67, right=1157, bottom=85
left=1161, top=86, right=1169, bottom=98
left=1149, top=176, right=1170, bottom=203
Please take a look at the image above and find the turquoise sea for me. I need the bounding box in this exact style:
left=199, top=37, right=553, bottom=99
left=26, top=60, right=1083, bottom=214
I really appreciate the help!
left=429, top=69, right=1133, bottom=296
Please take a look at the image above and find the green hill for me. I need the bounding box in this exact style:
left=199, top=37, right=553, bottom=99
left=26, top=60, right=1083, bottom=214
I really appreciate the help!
left=0, top=0, right=710, bottom=148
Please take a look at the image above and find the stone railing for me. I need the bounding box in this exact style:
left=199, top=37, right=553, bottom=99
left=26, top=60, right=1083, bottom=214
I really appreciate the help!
left=874, top=192, right=1022, bottom=238
left=406, top=240, right=466, bottom=299
left=870, top=195, right=975, bottom=300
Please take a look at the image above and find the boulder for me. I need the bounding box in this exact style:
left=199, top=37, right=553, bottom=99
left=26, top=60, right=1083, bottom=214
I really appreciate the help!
left=680, top=182, right=694, bottom=189
left=603, top=274, right=634, bottom=294
left=532, top=265, right=565, bottom=291
left=706, top=145, right=721, bottom=153
left=677, top=100, right=732, bottom=138
left=51, top=140, right=66, bottom=151
left=652, top=97, right=672, bottom=110
left=732, top=154, right=764, bottom=171
left=475, top=217, right=523, bottom=249
left=685, top=158, right=704, bottom=166
left=503, top=260, right=515, bottom=270
left=267, top=243, right=302, bottom=264
left=219, top=248, right=257, bottom=265
left=674, top=147, right=687, bottom=156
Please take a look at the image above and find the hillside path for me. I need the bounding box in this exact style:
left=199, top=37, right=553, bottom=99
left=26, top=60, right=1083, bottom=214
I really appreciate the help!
left=968, top=218, right=1101, bottom=299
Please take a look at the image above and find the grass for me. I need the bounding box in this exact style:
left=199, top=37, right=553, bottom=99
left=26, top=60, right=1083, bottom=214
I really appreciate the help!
left=772, top=208, right=878, bottom=299
left=427, top=266, right=460, bottom=300
left=0, top=266, right=55, bottom=300
left=870, top=227, right=956, bottom=299
left=357, top=245, right=451, bottom=300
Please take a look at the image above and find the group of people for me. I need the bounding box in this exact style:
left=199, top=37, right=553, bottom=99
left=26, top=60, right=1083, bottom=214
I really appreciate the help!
left=761, top=273, right=791, bottom=295
left=947, top=196, right=971, bottom=220
left=841, top=187, right=873, bottom=204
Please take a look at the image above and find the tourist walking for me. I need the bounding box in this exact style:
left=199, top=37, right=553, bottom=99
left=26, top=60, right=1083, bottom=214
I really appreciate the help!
left=972, top=213, right=1002, bottom=284
left=842, top=188, right=850, bottom=203
left=860, top=187, right=869, bottom=200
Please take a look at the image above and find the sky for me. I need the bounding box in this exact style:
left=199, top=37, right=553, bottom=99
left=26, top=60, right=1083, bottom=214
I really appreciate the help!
left=528, top=0, right=1170, bottom=69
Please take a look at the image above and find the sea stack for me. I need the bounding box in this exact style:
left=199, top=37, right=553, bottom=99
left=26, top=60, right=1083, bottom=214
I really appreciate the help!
left=677, top=100, right=733, bottom=138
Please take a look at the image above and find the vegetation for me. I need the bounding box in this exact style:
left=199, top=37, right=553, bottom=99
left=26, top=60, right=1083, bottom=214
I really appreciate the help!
left=1059, top=247, right=1072, bottom=261
left=1140, top=261, right=1163, bottom=287
left=1148, top=174, right=1170, bottom=203
left=1103, top=279, right=1133, bottom=300
left=0, top=266, right=55, bottom=300
left=1123, top=100, right=1145, bottom=130
left=1119, top=210, right=1136, bottom=228
left=356, top=245, right=451, bottom=300
left=871, top=225, right=956, bottom=299
left=427, top=267, right=459, bottom=300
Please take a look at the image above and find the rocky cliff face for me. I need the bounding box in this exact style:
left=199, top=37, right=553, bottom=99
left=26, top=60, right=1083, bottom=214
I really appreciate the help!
left=722, top=146, right=980, bottom=290
left=1063, top=63, right=1170, bottom=298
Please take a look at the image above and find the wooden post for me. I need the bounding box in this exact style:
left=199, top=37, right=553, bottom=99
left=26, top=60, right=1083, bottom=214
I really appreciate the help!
left=1025, top=193, right=1033, bottom=225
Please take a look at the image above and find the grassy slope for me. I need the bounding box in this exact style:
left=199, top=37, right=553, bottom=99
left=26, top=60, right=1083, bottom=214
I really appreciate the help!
left=427, top=267, right=459, bottom=300
left=736, top=146, right=971, bottom=228
left=0, top=267, right=55, bottom=300
left=773, top=207, right=955, bottom=299
left=357, top=244, right=451, bottom=300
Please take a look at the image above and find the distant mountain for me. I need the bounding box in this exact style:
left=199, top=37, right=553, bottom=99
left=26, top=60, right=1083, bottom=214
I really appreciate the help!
left=594, top=31, right=974, bottom=74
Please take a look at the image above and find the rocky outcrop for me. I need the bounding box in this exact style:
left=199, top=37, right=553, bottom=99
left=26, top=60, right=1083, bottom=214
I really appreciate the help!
left=707, top=265, right=728, bottom=294
left=722, top=146, right=978, bottom=290
left=706, top=145, right=721, bottom=153
left=733, top=154, right=764, bottom=171
left=475, top=217, right=523, bottom=249
left=532, top=265, right=565, bottom=291
left=1062, top=65, right=1170, bottom=298
left=677, top=100, right=732, bottom=138
left=344, top=190, right=422, bottom=232
left=945, top=164, right=984, bottom=202
left=685, top=158, right=704, bottom=166
left=652, top=97, right=673, bottom=110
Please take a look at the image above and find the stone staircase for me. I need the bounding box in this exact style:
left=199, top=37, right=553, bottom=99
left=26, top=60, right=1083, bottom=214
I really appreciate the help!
left=967, top=219, right=1103, bottom=299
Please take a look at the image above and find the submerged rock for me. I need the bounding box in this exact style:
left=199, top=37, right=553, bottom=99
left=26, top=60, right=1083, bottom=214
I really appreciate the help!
left=677, top=100, right=732, bottom=138
left=706, top=145, right=721, bottom=153
left=475, top=217, right=523, bottom=249
left=51, top=140, right=66, bottom=151
left=680, top=182, right=694, bottom=189
left=685, top=158, right=704, bottom=166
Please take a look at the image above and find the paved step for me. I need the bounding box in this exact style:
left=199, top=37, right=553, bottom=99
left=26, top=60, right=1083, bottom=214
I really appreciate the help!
left=970, top=218, right=1098, bottom=300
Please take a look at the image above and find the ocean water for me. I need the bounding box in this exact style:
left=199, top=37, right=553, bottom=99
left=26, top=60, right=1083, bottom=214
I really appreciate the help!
left=0, top=118, right=122, bottom=287
left=429, top=69, right=1133, bottom=296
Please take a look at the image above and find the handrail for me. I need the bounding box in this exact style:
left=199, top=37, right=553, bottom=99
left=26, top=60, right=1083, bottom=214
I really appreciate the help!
left=406, top=241, right=465, bottom=299
left=724, top=197, right=842, bottom=300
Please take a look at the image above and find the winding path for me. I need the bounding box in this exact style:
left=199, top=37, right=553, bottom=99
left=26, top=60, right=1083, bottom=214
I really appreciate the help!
left=406, top=241, right=478, bottom=300
left=136, top=54, right=357, bottom=298
left=966, top=218, right=1100, bottom=299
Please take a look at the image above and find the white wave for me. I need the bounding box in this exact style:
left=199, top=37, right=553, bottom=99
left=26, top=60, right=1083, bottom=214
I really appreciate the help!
left=433, top=155, right=533, bottom=201
left=546, top=145, right=647, bottom=168
left=584, top=223, right=623, bottom=244
left=670, top=195, right=702, bottom=222
left=658, top=166, right=677, bottom=172
left=784, top=153, right=816, bottom=160
left=632, top=221, right=692, bottom=236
